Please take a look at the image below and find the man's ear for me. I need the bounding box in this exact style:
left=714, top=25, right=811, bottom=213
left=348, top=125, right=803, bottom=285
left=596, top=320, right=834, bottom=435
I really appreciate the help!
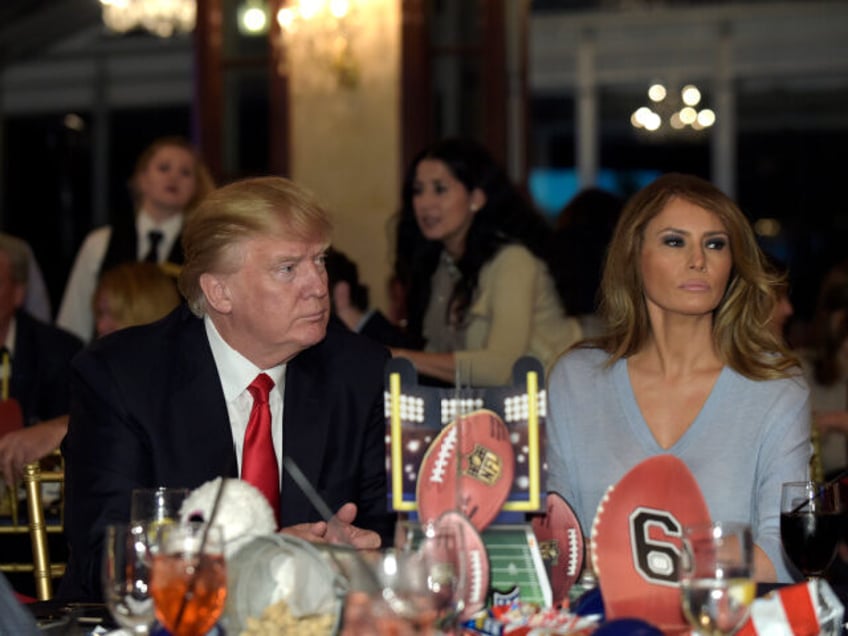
left=12, top=283, right=25, bottom=310
left=199, top=272, right=232, bottom=314
left=331, top=280, right=352, bottom=312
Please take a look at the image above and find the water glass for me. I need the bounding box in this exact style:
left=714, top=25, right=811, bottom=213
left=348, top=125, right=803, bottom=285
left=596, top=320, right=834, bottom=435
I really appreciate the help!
left=679, top=521, right=755, bottom=636
left=102, top=522, right=155, bottom=634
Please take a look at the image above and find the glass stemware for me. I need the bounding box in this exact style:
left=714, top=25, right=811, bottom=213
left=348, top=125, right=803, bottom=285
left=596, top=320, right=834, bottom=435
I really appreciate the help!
left=102, top=522, right=156, bottom=634
left=418, top=515, right=466, bottom=631
left=679, top=521, right=755, bottom=636
left=131, top=487, right=189, bottom=527
left=780, top=480, right=841, bottom=579
left=150, top=520, right=227, bottom=636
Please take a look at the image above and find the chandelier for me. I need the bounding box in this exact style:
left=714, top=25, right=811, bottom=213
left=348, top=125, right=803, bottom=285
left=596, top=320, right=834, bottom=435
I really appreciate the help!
left=99, top=0, right=196, bottom=38
left=631, top=83, right=716, bottom=134
left=276, top=0, right=361, bottom=89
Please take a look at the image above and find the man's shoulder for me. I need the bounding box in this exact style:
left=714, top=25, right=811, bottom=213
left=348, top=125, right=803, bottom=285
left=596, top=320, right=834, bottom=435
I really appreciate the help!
left=85, top=305, right=198, bottom=361
left=16, top=310, right=83, bottom=353
left=298, top=320, right=390, bottom=373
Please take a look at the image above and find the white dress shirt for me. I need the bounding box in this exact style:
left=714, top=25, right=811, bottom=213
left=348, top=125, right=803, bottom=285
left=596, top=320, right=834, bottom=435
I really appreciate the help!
left=204, top=315, right=286, bottom=477
left=56, top=211, right=183, bottom=342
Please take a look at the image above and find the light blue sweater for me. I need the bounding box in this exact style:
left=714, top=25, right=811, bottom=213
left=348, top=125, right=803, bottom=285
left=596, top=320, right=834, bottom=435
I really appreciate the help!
left=546, top=347, right=810, bottom=582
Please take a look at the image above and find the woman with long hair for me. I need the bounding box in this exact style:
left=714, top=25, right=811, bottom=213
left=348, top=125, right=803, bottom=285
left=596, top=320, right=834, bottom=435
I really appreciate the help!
left=392, top=138, right=580, bottom=386
left=57, top=136, right=214, bottom=342
left=547, top=173, right=809, bottom=582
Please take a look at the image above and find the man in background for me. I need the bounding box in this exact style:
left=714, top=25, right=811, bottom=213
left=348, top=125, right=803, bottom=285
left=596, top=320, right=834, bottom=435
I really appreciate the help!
left=0, top=233, right=82, bottom=485
left=325, top=247, right=410, bottom=348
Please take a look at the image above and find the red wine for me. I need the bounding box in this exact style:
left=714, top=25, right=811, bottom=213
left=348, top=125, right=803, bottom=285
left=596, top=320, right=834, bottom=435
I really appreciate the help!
left=780, top=511, right=840, bottom=576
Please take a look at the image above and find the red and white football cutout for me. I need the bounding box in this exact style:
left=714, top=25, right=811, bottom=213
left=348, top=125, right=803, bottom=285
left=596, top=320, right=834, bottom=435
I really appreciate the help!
left=531, top=492, right=584, bottom=605
left=416, top=408, right=515, bottom=532
left=591, top=455, right=711, bottom=631
left=431, top=510, right=490, bottom=621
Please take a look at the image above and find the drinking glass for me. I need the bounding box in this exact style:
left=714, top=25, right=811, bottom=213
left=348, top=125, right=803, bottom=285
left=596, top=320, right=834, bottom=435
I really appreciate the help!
left=679, top=521, right=755, bottom=636
left=150, top=521, right=227, bottom=636
left=102, top=522, right=155, bottom=634
left=418, top=515, right=466, bottom=631
left=131, top=487, right=189, bottom=527
left=376, top=516, right=465, bottom=634
left=780, top=480, right=841, bottom=579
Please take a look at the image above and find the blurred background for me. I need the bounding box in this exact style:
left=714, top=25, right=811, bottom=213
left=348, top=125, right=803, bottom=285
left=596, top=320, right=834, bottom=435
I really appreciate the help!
left=0, top=0, right=846, bottom=334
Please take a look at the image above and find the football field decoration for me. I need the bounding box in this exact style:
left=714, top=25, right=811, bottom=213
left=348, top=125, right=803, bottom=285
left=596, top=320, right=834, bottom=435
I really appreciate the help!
left=385, top=356, right=547, bottom=523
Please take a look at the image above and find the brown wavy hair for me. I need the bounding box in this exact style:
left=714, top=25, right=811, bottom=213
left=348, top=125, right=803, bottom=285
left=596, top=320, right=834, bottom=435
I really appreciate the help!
left=593, top=173, right=798, bottom=380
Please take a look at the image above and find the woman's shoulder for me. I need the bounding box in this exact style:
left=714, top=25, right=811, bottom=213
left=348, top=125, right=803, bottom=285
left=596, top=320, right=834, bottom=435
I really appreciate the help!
left=723, top=364, right=809, bottom=402
left=79, top=225, right=113, bottom=250
left=491, top=243, right=536, bottom=264
left=482, top=243, right=542, bottom=276
left=550, top=345, right=611, bottom=380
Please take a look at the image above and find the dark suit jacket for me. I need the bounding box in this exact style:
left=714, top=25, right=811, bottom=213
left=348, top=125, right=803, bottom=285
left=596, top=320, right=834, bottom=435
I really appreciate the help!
left=60, top=305, right=394, bottom=601
left=10, top=309, right=83, bottom=426
left=359, top=309, right=415, bottom=349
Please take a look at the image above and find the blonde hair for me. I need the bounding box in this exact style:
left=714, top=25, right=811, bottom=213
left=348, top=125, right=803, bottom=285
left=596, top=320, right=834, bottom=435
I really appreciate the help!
left=129, top=136, right=215, bottom=213
left=178, top=176, right=333, bottom=316
left=596, top=172, right=797, bottom=380
left=94, top=262, right=181, bottom=332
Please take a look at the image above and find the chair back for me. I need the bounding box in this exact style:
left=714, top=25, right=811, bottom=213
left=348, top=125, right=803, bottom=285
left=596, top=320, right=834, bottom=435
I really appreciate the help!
left=0, top=453, right=65, bottom=601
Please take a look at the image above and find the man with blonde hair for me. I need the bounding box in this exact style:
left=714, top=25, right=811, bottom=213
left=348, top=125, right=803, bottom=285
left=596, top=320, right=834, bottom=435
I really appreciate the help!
left=61, top=177, right=394, bottom=601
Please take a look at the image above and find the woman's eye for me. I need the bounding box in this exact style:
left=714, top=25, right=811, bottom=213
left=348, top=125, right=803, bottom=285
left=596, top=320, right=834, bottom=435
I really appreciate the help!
left=706, top=238, right=727, bottom=250
left=434, top=183, right=448, bottom=195
left=663, top=236, right=684, bottom=247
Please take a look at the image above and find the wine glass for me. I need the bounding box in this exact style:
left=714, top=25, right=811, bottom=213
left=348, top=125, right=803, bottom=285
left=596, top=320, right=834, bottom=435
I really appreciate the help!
left=419, top=513, right=467, bottom=631
left=679, top=521, right=755, bottom=636
left=376, top=514, right=466, bottom=633
left=150, top=520, right=227, bottom=636
left=780, top=480, right=841, bottom=579
left=102, top=522, right=156, bottom=634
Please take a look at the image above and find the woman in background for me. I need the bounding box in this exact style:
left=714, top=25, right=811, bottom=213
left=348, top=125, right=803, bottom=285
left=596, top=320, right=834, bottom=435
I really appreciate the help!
left=92, top=261, right=181, bottom=338
left=546, top=173, right=809, bottom=582
left=57, top=136, right=213, bottom=342
left=392, top=138, right=581, bottom=386
left=802, top=260, right=848, bottom=478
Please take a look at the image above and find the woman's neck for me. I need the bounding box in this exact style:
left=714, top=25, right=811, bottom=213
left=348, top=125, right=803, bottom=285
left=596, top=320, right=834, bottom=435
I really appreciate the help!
left=634, top=313, right=721, bottom=377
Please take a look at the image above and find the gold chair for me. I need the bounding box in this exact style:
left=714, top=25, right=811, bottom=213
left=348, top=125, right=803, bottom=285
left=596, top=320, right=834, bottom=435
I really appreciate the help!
left=0, top=454, right=65, bottom=600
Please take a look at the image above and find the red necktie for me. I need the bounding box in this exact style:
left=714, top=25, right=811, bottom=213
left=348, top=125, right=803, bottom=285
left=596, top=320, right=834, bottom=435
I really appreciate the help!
left=243, top=373, right=280, bottom=524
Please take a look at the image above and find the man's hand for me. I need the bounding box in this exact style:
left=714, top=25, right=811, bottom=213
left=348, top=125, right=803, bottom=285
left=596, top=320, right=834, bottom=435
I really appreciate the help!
left=279, top=502, right=381, bottom=549
left=0, top=415, right=68, bottom=484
